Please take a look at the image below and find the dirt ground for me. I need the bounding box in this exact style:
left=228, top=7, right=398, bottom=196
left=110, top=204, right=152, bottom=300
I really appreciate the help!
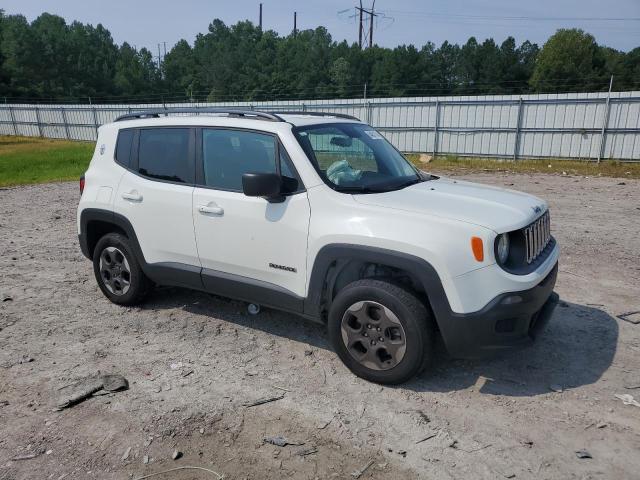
left=1, top=171, right=639, bottom=480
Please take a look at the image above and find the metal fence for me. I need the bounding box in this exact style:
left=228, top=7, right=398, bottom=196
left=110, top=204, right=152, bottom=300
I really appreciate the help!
left=1, top=91, right=640, bottom=160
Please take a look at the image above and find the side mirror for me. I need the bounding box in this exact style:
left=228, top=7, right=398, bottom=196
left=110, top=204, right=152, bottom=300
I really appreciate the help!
left=242, top=172, right=284, bottom=202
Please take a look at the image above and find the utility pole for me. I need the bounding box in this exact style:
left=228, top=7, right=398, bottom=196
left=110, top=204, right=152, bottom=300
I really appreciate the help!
left=369, top=0, right=376, bottom=48
left=157, top=43, right=162, bottom=69
left=259, top=3, right=263, bottom=30
left=293, top=11, right=297, bottom=36
left=357, top=1, right=363, bottom=48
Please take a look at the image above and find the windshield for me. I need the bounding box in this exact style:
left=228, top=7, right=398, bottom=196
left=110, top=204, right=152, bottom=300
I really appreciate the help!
left=293, top=123, right=422, bottom=193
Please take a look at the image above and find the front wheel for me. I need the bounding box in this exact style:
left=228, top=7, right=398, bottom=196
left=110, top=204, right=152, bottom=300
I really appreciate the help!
left=328, top=279, right=434, bottom=384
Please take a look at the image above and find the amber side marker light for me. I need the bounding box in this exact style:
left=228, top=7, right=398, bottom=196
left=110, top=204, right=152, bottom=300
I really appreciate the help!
left=471, top=236, right=484, bottom=262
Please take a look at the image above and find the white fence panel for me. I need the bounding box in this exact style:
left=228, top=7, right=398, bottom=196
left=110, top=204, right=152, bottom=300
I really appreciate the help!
left=1, top=91, right=639, bottom=160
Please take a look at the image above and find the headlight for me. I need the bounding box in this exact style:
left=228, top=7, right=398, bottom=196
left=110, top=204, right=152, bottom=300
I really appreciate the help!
left=496, top=233, right=510, bottom=264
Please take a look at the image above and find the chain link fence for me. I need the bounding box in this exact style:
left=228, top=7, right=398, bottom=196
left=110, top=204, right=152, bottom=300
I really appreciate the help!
left=1, top=91, right=639, bottom=160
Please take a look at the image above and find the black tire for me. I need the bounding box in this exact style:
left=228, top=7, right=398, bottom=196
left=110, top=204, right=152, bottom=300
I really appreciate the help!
left=328, top=279, right=434, bottom=384
left=92, top=233, right=151, bottom=306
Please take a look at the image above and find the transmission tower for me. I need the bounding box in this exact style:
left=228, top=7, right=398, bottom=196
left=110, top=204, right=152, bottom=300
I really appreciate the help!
left=355, top=1, right=377, bottom=49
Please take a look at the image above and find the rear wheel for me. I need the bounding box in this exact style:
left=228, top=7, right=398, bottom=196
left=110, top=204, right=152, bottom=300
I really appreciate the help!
left=328, top=279, right=434, bottom=384
left=92, top=233, right=151, bottom=305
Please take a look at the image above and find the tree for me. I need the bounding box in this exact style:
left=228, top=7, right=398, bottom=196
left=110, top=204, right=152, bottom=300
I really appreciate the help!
left=163, top=39, right=197, bottom=98
left=114, top=43, right=160, bottom=97
left=0, top=10, right=8, bottom=97
left=0, top=12, right=637, bottom=102
left=530, top=29, right=607, bottom=92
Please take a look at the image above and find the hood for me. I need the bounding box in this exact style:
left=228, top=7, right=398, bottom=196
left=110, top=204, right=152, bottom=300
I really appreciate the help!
left=353, top=177, right=547, bottom=232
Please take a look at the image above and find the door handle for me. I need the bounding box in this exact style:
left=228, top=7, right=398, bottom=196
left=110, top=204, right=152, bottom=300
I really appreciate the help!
left=198, top=205, right=224, bottom=215
left=122, top=191, right=143, bottom=202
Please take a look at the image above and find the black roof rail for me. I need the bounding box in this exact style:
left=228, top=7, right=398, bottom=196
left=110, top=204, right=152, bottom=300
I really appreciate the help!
left=114, top=107, right=282, bottom=122
left=270, top=111, right=361, bottom=121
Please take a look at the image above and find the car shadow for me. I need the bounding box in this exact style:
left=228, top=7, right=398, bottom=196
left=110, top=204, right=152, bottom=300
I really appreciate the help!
left=406, top=301, right=619, bottom=396
left=141, top=290, right=618, bottom=397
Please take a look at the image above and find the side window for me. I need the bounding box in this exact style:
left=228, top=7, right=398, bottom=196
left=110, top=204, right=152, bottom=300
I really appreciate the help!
left=115, top=129, right=134, bottom=168
left=202, top=129, right=277, bottom=191
left=138, top=128, right=191, bottom=183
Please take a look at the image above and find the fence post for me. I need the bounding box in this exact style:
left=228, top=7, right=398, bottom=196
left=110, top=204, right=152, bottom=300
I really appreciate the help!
left=91, top=105, right=99, bottom=139
left=597, top=80, right=613, bottom=163
left=432, top=100, right=440, bottom=156
left=513, top=98, right=524, bottom=160
left=35, top=106, right=43, bottom=137
left=8, top=104, right=18, bottom=136
left=60, top=107, right=70, bottom=139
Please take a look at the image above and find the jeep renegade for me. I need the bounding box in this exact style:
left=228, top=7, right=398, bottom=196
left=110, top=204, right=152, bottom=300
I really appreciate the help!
left=77, top=108, right=559, bottom=384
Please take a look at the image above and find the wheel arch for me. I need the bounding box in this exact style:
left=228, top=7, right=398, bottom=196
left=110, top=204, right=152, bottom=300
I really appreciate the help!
left=79, top=208, right=146, bottom=264
left=304, top=244, right=453, bottom=326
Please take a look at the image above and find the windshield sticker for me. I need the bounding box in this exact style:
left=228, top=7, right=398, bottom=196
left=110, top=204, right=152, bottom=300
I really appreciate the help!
left=364, top=130, right=383, bottom=140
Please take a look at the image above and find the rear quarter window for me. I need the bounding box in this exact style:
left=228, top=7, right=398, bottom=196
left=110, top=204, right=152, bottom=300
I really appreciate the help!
left=115, top=129, right=134, bottom=168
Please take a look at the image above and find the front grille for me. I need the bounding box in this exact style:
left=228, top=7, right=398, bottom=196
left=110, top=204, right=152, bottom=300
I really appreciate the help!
left=524, top=211, right=551, bottom=264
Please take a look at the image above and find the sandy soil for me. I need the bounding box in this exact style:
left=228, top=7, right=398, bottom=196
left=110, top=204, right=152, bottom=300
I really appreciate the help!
left=1, top=172, right=639, bottom=480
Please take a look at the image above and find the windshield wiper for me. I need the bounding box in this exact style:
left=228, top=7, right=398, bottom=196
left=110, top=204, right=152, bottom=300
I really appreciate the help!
left=334, top=185, right=387, bottom=193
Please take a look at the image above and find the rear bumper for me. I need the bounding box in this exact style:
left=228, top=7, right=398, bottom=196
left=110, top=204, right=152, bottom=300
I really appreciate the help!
left=437, top=263, right=559, bottom=359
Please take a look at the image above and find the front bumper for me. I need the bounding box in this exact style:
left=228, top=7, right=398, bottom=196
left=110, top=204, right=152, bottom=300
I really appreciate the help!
left=437, top=262, right=559, bottom=359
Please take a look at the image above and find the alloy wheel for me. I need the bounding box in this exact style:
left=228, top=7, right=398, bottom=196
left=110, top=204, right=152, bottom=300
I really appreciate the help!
left=340, top=300, right=407, bottom=370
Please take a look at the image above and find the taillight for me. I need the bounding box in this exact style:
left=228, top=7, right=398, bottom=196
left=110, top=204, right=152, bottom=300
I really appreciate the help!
left=80, top=175, right=85, bottom=195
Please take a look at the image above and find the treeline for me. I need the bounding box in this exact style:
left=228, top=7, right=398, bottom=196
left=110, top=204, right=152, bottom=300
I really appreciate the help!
left=0, top=10, right=638, bottom=103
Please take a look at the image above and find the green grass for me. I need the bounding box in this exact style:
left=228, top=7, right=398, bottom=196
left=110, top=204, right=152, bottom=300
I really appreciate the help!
left=405, top=153, right=640, bottom=179
left=0, top=136, right=94, bottom=187
left=1, top=135, right=638, bottom=188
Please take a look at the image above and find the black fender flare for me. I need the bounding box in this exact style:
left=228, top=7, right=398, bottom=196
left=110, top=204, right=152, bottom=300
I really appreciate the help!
left=79, top=208, right=147, bottom=264
left=303, top=244, right=453, bottom=324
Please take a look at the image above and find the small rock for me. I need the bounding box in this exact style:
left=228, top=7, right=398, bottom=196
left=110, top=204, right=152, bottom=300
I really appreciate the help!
left=45, top=450, right=52, bottom=455
left=121, top=447, right=131, bottom=461
left=575, top=449, right=592, bottom=459
left=617, top=182, right=626, bottom=185
left=615, top=393, right=640, bottom=407
left=172, top=450, right=182, bottom=460
left=304, top=350, right=313, bottom=356
left=264, top=435, right=304, bottom=447
left=199, top=428, right=205, bottom=435
left=19, top=356, right=34, bottom=364
left=2, top=295, right=12, bottom=302
left=549, top=384, right=563, bottom=393
left=596, top=422, right=608, bottom=429
left=143, top=455, right=150, bottom=464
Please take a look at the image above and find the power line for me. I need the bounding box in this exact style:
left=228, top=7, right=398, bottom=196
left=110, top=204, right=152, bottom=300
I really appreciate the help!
left=380, top=10, right=640, bottom=22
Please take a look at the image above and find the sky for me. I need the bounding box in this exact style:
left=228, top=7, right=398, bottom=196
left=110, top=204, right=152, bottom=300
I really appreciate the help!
left=2, top=0, right=639, bottom=55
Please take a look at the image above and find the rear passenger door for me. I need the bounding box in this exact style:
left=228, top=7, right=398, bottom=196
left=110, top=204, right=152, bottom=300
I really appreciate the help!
left=192, top=128, right=310, bottom=299
left=114, top=127, right=200, bottom=267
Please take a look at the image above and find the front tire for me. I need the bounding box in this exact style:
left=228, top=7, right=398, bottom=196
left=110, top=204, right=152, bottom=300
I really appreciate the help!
left=92, top=233, right=151, bottom=306
left=328, top=279, right=434, bottom=384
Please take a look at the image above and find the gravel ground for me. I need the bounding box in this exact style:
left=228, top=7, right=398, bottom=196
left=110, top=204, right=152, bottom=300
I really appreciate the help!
left=1, top=172, right=639, bottom=480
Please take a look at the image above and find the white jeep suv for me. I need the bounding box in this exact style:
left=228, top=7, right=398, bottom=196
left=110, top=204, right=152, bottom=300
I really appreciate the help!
left=77, top=108, right=559, bottom=384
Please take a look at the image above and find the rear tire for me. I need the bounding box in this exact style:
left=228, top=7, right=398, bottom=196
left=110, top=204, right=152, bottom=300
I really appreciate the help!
left=328, top=279, right=434, bottom=384
left=92, top=233, right=151, bottom=306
